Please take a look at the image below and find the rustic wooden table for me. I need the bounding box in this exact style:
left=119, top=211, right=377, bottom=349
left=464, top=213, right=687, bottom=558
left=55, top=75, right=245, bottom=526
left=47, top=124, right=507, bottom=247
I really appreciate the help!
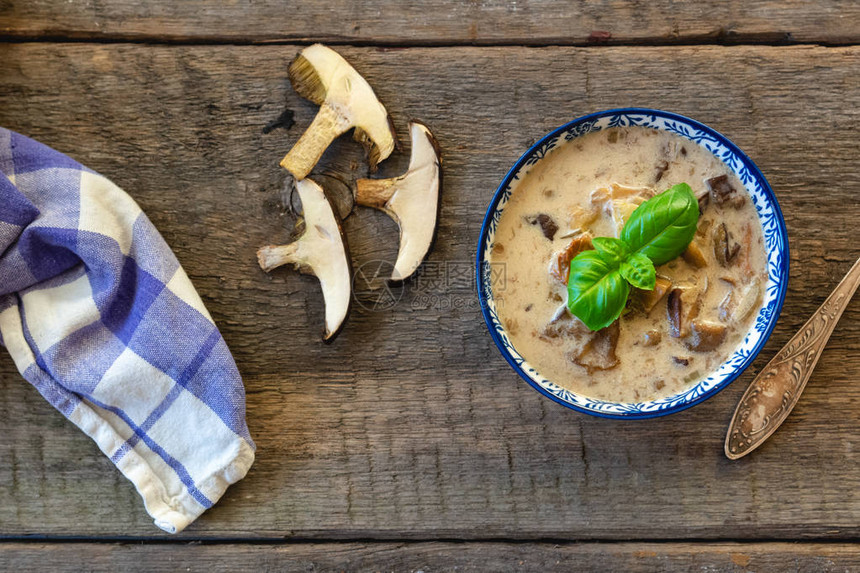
left=1, top=2, right=859, bottom=571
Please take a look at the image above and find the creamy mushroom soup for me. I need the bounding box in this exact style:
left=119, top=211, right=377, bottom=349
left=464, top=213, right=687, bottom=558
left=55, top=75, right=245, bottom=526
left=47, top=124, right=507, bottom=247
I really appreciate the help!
left=490, top=126, right=767, bottom=402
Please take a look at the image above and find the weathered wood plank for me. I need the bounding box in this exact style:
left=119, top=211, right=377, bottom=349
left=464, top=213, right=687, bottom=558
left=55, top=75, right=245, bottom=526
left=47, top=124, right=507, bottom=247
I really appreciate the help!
left=1, top=1, right=858, bottom=45
left=3, top=542, right=860, bottom=572
left=0, top=44, right=858, bottom=539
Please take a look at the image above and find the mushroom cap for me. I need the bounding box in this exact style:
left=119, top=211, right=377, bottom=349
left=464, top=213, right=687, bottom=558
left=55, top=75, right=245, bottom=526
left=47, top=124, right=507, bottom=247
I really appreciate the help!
left=386, top=121, right=442, bottom=281
left=294, top=178, right=353, bottom=340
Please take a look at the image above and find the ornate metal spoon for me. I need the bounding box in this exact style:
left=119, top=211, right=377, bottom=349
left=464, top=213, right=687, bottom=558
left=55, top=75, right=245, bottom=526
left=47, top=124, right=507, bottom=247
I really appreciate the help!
left=725, top=257, right=860, bottom=460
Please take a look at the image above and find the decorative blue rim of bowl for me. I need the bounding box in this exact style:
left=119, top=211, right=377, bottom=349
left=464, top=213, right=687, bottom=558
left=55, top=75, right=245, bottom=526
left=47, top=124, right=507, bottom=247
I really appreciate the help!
left=476, top=108, right=789, bottom=419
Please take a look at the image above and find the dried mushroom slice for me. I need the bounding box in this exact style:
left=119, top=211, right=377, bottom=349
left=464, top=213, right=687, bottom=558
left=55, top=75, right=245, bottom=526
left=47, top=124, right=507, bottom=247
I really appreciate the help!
left=667, top=285, right=703, bottom=338
left=719, top=278, right=763, bottom=324
left=636, top=276, right=672, bottom=313
left=684, top=320, right=728, bottom=352
left=525, top=213, right=558, bottom=240
left=682, top=240, right=708, bottom=269
left=713, top=222, right=741, bottom=267
left=569, top=321, right=620, bottom=374
left=258, top=178, right=353, bottom=342
left=549, top=232, right=594, bottom=284
left=354, top=121, right=442, bottom=282
left=281, top=44, right=396, bottom=180
left=706, top=175, right=745, bottom=208
left=591, top=183, right=656, bottom=236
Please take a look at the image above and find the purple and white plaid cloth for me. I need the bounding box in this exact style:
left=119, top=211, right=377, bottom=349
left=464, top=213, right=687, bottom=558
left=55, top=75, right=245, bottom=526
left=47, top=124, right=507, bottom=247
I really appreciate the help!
left=0, top=128, right=255, bottom=533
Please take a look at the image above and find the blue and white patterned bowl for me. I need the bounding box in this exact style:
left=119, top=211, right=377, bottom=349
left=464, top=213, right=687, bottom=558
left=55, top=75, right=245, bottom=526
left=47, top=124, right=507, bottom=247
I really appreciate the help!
left=476, top=108, right=789, bottom=419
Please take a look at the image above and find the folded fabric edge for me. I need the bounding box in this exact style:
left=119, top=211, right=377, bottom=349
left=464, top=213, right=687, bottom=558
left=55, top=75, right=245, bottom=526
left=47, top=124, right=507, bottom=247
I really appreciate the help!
left=68, top=397, right=255, bottom=534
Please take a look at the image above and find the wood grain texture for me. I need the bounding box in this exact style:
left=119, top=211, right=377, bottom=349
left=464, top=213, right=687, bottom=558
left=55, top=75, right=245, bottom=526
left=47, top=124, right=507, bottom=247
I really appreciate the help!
left=1, top=1, right=858, bottom=45
left=0, top=44, right=859, bottom=539
left=3, top=542, right=860, bottom=572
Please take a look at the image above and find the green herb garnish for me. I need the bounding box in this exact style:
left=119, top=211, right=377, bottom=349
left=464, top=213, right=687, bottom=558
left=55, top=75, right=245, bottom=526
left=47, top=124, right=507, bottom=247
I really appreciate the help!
left=567, top=183, right=699, bottom=331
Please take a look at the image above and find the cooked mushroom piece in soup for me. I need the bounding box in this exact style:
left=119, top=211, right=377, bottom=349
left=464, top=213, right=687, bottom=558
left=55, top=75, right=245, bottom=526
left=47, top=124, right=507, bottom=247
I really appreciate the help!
left=490, top=126, right=767, bottom=403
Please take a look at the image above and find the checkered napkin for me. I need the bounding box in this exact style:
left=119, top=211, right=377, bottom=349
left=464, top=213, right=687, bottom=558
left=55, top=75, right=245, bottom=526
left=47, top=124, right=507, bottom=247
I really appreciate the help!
left=0, top=128, right=255, bottom=533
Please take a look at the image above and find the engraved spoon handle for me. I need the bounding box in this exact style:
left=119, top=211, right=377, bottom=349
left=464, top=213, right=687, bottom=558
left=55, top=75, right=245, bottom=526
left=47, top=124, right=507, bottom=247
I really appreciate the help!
left=725, top=256, right=860, bottom=460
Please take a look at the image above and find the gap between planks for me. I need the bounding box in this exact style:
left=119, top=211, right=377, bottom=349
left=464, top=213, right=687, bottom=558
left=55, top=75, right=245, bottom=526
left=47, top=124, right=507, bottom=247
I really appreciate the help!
left=2, top=535, right=860, bottom=545
left=0, top=33, right=858, bottom=48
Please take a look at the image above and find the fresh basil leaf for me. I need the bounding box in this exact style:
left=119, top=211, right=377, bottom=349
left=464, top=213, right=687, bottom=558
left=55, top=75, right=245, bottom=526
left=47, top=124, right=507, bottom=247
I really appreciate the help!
left=567, top=250, right=630, bottom=331
left=562, top=182, right=698, bottom=332
left=620, top=183, right=699, bottom=265
left=619, top=252, right=656, bottom=290
left=591, top=236, right=629, bottom=266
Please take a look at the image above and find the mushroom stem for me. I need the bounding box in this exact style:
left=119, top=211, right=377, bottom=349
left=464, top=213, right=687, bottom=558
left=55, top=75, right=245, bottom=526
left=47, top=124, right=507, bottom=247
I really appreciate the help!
left=257, top=243, right=302, bottom=272
left=354, top=177, right=397, bottom=209
left=280, top=104, right=352, bottom=180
